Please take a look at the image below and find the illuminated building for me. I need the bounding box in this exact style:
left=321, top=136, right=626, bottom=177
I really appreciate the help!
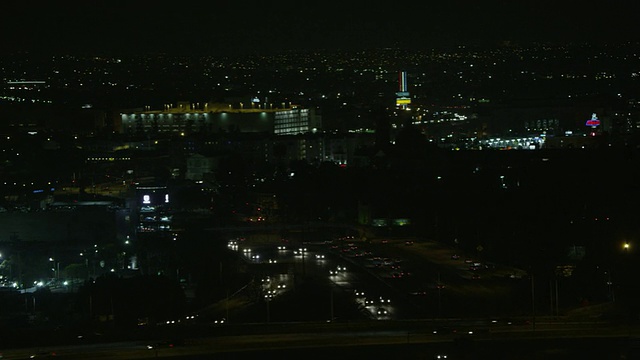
left=395, top=71, right=411, bottom=110
left=135, top=185, right=172, bottom=233
left=118, top=102, right=321, bottom=136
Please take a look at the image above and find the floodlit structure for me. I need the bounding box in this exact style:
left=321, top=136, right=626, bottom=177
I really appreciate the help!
left=118, top=102, right=321, bottom=136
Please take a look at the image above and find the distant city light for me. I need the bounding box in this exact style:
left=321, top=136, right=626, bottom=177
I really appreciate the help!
left=586, top=113, right=600, bottom=127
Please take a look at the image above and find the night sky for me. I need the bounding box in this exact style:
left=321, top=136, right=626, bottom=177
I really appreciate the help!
left=2, top=1, right=640, bottom=55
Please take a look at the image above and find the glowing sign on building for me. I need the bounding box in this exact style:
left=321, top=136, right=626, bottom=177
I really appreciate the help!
left=399, top=71, right=408, bottom=92
left=586, top=113, right=600, bottom=127
left=137, top=186, right=169, bottom=208
left=396, top=71, right=411, bottom=109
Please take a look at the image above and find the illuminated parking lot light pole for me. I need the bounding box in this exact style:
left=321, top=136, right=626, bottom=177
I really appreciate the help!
left=612, top=241, right=631, bottom=303
left=49, top=257, right=60, bottom=281
left=264, top=289, right=276, bottom=323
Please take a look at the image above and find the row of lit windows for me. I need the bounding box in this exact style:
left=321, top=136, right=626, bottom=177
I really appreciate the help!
left=125, top=123, right=202, bottom=128
left=276, top=119, right=305, bottom=124
left=275, top=121, right=306, bottom=127
left=122, top=113, right=212, bottom=119
left=87, top=157, right=131, bottom=161
left=275, top=127, right=307, bottom=135
left=124, top=115, right=308, bottom=127
left=275, top=123, right=307, bottom=128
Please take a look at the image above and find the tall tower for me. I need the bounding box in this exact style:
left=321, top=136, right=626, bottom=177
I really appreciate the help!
left=395, top=71, right=411, bottom=110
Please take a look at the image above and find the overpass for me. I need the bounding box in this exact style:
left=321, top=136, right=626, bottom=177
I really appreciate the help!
left=1, top=318, right=639, bottom=359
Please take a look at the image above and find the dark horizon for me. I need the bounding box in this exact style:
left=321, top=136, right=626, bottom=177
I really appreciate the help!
left=2, top=2, right=640, bottom=56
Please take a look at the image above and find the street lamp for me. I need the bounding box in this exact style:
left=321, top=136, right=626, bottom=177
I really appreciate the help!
left=606, top=241, right=631, bottom=303
left=49, top=257, right=60, bottom=281
left=264, top=290, right=275, bottom=323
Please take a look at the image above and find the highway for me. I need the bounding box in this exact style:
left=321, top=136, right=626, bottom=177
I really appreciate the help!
left=2, top=234, right=634, bottom=359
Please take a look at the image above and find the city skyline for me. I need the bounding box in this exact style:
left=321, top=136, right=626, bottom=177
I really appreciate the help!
left=2, top=3, right=640, bottom=356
